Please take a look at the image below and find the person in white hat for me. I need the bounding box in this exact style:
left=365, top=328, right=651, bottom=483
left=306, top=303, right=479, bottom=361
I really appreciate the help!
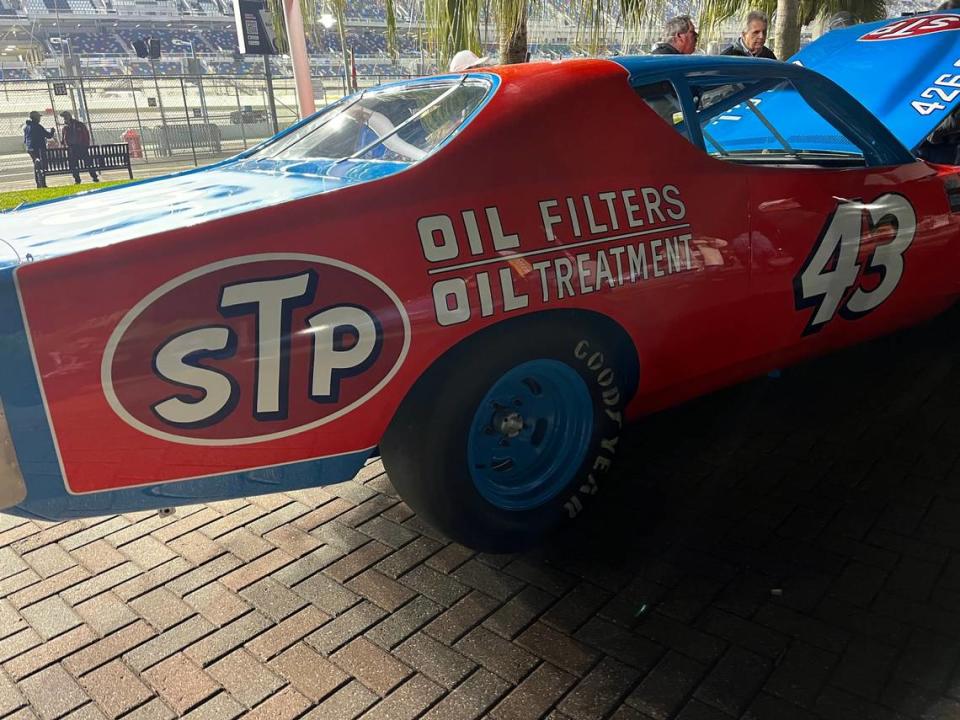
left=449, top=49, right=490, bottom=72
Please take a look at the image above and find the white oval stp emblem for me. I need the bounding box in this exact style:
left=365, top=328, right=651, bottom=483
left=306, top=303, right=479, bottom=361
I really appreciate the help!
left=102, top=254, right=410, bottom=445
left=858, top=14, right=960, bottom=41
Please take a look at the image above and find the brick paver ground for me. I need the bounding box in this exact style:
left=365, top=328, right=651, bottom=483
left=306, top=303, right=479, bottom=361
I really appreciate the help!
left=4, top=307, right=960, bottom=719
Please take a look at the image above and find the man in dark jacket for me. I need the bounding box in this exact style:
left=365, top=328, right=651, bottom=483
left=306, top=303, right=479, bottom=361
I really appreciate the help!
left=651, top=15, right=699, bottom=55
left=23, top=111, right=54, bottom=188
left=721, top=11, right=777, bottom=59
left=60, top=110, right=99, bottom=185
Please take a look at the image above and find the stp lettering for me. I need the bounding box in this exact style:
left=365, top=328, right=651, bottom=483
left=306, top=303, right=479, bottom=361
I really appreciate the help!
left=103, top=254, right=409, bottom=444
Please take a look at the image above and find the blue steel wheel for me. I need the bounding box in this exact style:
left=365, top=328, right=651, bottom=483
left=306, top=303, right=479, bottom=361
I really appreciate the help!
left=467, top=360, right=594, bottom=511
left=380, top=313, right=636, bottom=552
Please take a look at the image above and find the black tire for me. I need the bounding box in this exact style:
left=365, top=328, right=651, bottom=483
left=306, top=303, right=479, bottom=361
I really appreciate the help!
left=380, top=313, right=637, bottom=552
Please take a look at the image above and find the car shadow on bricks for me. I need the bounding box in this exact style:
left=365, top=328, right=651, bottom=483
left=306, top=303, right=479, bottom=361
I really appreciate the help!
left=521, top=303, right=960, bottom=718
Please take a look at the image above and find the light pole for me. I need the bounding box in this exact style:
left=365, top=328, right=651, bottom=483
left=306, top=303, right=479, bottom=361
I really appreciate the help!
left=170, top=37, right=194, bottom=56
left=318, top=13, right=335, bottom=104
left=49, top=35, right=70, bottom=75
left=171, top=37, right=209, bottom=127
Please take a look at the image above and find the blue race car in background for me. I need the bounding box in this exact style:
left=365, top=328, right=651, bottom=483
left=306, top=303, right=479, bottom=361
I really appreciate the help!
left=793, top=11, right=960, bottom=166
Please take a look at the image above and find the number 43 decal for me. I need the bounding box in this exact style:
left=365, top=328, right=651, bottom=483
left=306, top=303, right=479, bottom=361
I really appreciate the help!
left=794, top=193, right=916, bottom=335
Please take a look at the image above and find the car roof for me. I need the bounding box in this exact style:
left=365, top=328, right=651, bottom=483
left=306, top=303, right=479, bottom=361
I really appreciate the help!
left=612, top=54, right=800, bottom=77
left=793, top=11, right=960, bottom=151
left=604, top=54, right=913, bottom=167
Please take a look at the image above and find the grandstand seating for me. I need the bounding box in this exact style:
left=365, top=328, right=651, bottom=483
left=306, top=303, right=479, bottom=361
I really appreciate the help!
left=206, top=60, right=260, bottom=75
left=57, top=30, right=127, bottom=54
left=82, top=63, right=125, bottom=75
left=0, top=0, right=936, bottom=87
left=202, top=28, right=235, bottom=51
left=128, top=59, right=181, bottom=74
left=66, top=0, right=96, bottom=12
left=345, top=0, right=384, bottom=21
left=0, top=67, right=32, bottom=78
left=22, top=0, right=49, bottom=14
left=116, top=26, right=210, bottom=53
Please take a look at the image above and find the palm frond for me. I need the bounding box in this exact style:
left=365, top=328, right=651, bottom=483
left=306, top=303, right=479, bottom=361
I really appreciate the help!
left=797, top=0, right=886, bottom=25
left=698, top=0, right=776, bottom=34
left=424, top=0, right=483, bottom=69
left=699, top=0, right=886, bottom=43
left=265, top=0, right=317, bottom=54
left=569, top=0, right=666, bottom=55
left=385, top=0, right=398, bottom=62
left=494, top=0, right=528, bottom=41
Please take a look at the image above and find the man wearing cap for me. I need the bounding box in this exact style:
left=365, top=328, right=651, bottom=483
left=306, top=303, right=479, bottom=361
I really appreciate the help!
left=60, top=110, right=99, bottom=185
left=651, top=16, right=699, bottom=55
left=23, top=111, right=55, bottom=188
left=449, top=49, right=490, bottom=72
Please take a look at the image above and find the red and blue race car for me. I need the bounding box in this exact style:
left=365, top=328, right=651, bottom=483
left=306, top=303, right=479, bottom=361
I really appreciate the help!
left=1, top=56, right=958, bottom=550
left=794, top=10, right=960, bottom=167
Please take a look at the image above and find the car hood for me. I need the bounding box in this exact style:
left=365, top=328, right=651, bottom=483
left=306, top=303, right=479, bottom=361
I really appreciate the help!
left=0, top=156, right=408, bottom=270
left=793, top=11, right=960, bottom=152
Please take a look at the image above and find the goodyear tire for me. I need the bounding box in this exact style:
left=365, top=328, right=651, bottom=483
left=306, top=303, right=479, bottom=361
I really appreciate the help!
left=380, top=314, right=636, bottom=552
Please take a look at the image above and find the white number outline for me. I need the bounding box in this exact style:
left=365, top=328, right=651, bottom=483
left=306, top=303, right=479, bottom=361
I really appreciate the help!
left=793, top=193, right=916, bottom=336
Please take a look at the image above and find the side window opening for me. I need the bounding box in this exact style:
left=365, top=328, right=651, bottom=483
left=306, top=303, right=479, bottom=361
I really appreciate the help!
left=634, top=80, right=694, bottom=144
left=689, top=77, right=866, bottom=167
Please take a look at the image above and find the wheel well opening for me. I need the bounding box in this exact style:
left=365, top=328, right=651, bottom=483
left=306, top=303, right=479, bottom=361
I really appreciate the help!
left=391, top=309, right=640, bottom=428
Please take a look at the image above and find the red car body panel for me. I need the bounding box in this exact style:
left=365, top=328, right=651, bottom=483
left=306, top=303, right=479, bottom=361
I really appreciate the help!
left=3, top=58, right=960, bottom=511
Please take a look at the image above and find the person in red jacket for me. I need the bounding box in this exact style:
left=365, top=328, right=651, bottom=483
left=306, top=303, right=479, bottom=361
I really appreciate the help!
left=60, top=111, right=99, bottom=184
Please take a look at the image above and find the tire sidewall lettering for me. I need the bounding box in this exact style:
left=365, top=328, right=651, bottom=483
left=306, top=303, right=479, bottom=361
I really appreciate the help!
left=564, top=337, right=625, bottom=519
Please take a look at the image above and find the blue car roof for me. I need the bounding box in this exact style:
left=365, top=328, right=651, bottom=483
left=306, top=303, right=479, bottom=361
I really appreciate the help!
left=608, top=54, right=914, bottom=167
left=612, top=54, right=794, bottom=77
left=793, top=11, right=960, bottom=151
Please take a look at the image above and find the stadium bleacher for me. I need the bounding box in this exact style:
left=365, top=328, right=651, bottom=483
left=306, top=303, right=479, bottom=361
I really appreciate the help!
left=0, top=0, right=938, bottom=85
left=82, top=62, right=125, bottom=75
left=202, top=27, right=235, bottom=51
left=56, top=30, right=127, bottom=54
left=206, top=59, right=260, bottom=75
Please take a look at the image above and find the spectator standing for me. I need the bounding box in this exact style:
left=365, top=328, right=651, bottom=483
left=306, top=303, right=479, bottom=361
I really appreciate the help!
left=651, top=15, right=699, bottom=54
left=449, top=50, right=489, bottom=72
left=938, top=0, right=960, bottom=9
left=721, top=11, right=777, bottom=59
left=23, top=111, right=54, bottom=188
left=60, top=111, right=99, bottom=185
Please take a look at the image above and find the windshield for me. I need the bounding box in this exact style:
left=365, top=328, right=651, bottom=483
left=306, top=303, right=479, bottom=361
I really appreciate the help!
left=254, top=77, right=491, bottom=164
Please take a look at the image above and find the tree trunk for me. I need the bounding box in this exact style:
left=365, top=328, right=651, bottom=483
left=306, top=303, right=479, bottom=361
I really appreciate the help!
left=773, top=0, right=801, bottom=59
left=498, top=4, right=527, bottom=64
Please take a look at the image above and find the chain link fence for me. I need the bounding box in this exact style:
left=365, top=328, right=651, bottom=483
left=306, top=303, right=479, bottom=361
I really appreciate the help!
left=0, top=71, right=415, bottom=189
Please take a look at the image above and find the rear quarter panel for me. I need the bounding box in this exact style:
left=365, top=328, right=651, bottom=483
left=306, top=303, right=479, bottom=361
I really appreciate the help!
left=10, top=60, right=797, bottom=501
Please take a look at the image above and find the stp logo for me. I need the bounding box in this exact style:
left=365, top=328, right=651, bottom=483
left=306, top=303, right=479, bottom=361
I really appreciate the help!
left=102, top=254, right=410, bottom=445
left=858, top=14, right=960, bottom=41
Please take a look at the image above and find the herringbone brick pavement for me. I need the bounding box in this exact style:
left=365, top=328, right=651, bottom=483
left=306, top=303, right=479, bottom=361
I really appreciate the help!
left=2, top=308, right=960, bottom=719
